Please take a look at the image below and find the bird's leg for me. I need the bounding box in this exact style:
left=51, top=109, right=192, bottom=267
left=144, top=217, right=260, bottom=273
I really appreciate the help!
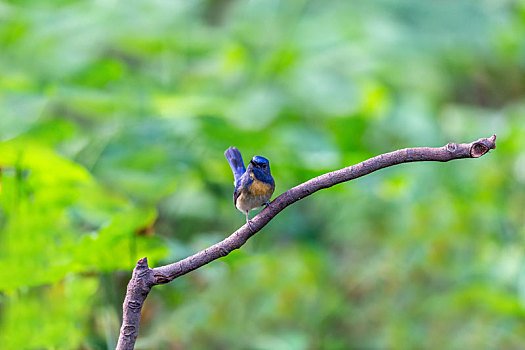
left=245, top=211, right=255, bottom=233
left=264, top=201, right=271, bottom=209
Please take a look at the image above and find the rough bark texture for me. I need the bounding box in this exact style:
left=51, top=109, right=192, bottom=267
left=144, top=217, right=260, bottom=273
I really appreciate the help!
left=117, top=258, right=154, bottom=350
left=117, top=135, right=496, bottom=349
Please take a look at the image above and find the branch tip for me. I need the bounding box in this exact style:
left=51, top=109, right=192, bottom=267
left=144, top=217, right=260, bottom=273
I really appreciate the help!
left=137, top=257, right=148, bottom=267
left=470, top=135, right=497, bottom=158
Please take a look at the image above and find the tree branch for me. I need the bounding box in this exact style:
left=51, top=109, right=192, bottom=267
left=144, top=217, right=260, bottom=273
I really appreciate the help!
left=116, top=135, right=496, bottom=350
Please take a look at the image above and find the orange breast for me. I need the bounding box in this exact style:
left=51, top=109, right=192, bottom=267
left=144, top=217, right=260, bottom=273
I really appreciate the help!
left=249, top=179, right=273, bottom=196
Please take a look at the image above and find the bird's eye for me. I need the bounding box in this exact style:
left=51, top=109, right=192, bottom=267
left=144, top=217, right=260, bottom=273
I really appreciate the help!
left=261, top=163, right=267, bottom=168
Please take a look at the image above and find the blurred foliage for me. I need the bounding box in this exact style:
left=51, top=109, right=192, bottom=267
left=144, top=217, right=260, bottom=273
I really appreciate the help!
left=0, top=0, right=524, bottom=349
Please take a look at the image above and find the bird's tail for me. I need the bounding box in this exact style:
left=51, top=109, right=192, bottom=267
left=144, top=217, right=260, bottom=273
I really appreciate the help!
left=224, top=147, right=246, bottom=186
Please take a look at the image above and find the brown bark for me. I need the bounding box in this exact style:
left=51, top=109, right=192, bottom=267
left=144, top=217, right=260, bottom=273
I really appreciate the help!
left=117, top=135, right=496, bottom=350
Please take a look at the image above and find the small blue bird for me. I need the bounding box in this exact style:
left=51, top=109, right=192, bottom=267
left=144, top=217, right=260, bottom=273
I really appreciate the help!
left=225, top=147, right=275, bottom=224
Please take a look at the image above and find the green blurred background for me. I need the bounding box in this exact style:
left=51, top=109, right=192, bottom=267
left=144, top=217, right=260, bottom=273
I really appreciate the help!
left=0, top=0, right=524, bottom=349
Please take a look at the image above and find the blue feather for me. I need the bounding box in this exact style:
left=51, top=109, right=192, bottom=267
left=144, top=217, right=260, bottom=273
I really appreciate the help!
left=224, top=147, right=246, bottom=187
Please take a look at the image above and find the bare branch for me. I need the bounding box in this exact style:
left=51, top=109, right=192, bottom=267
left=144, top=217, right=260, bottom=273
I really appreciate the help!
left=117, top=135, right=496, bottom=350
left=117, top=258, right=154, bottom=350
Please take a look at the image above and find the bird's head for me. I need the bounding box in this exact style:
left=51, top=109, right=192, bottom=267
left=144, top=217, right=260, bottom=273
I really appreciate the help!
left=249, top=155, right=271, bottom=176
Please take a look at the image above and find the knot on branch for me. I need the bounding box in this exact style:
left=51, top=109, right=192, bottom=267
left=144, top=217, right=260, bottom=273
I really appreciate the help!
left=470, top=134, right=496, bottom=158
left=128, top=301, right=142, bottom=311
left=446, top=143, right=457, bottom=152
left=219, top=246, right=230, bottom=257
left=122, top=325, right=136, bottom=336
left=153, top=274, right=171, bottom=284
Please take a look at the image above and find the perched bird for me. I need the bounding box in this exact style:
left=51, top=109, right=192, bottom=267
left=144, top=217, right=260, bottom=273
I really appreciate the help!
left=225, top=147, right=275, bottom=224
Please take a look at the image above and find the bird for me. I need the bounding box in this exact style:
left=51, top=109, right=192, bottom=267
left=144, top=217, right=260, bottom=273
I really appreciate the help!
left=224, top=147, right=275, bottom=226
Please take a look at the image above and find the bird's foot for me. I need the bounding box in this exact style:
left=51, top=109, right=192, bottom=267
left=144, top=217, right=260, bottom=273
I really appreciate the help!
left=246, top=219, right=255, bottom=233
left=245, top=212, right=255, bottom=233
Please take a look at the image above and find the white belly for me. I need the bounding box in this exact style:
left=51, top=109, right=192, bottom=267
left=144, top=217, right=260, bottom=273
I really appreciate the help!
left=236, top=192, right=271, bottom=213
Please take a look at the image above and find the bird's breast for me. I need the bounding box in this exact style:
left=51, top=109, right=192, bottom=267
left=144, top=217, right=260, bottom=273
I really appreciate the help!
left=249, top=177, right=274, bottom=196
left=235, top=175, right=275, bottom=213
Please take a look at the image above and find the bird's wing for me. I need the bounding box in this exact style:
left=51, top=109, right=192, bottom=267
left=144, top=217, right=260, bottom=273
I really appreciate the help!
left=233, top=172, right=253, bottom=205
